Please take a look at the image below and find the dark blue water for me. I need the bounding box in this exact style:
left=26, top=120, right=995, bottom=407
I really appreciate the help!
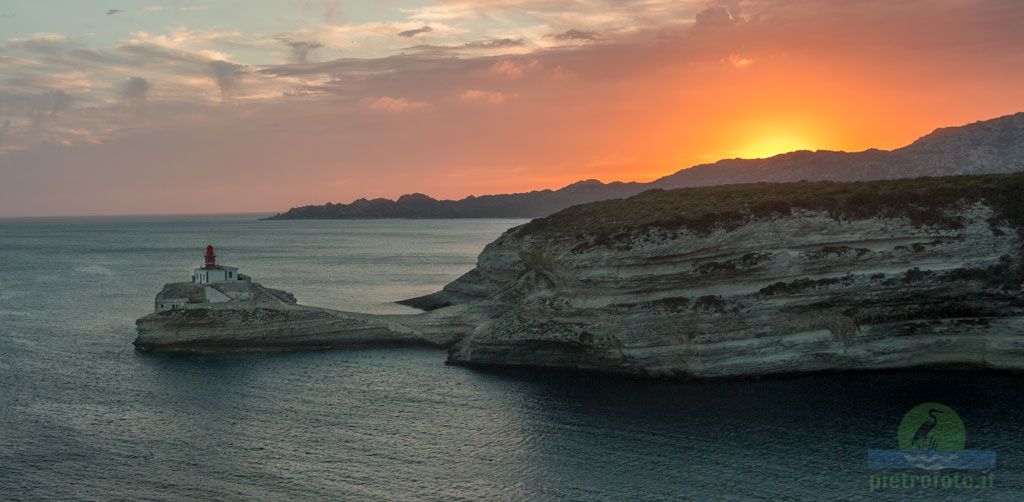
left=1, top=215, right=1023, bottom=500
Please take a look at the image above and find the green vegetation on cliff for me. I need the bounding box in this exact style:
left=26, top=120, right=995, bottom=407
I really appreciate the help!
left=520, top=173, right=1024, bottom=245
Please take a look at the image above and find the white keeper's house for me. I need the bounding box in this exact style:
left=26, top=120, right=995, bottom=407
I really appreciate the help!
left=194, top=245, right=240, bottom=283
left=155, top=245, right=253, bottom=311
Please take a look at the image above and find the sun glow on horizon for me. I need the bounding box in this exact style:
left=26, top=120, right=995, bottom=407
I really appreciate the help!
left=725, top=117, right=827, bottom=159
left=732, top=134, right=819, bottom=159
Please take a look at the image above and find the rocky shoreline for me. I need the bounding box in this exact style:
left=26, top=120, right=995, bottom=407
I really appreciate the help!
left=134, top=283, right=484, bottom=352
left=135, top=307, right=445, bottom=351
left=137, top=173, right=1024, bottom=379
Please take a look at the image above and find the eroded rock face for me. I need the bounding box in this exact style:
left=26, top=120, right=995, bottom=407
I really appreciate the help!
left=444, top=202, right=1024, bottom=378
left=397, top=230, right=525, bottom=310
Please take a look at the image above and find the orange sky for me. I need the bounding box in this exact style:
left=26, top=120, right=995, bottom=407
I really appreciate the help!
left=1, top=0, right=1023, bottom=216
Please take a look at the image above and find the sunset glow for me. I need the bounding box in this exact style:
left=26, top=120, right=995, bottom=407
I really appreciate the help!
left=728, top=119, right=822, bottom=159
left=1, top=1, right=1023, bottom=216
left=734, top=136, right=814, bottom=159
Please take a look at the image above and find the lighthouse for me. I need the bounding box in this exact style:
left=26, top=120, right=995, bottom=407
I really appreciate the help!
left=204, top=245, right=216, bottom=268
left=155, top=246, right=255, bottom=311
left=193, top=245, right=240, bottom=284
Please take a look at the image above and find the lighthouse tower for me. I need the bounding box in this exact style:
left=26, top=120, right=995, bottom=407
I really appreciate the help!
left=204, top=245, right=216, bottom=268
left=193, top=245, right=240, bottom=283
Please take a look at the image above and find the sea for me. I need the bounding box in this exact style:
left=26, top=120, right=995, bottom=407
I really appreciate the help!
left=1, top=214, right=1023, bottom=501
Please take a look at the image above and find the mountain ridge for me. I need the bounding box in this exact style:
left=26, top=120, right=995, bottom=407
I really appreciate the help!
left=266, top=112, right=1024, bottom=220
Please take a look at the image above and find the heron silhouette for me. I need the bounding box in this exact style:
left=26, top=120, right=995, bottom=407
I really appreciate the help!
left=912, top=408, right=943, bottom=449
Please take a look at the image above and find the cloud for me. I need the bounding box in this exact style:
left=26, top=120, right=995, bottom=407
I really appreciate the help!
left=488, top=59, right=542, bottom=79
left=297, top=0, right=342, bottom=21
left=323, top=1, right=341, bottom=22
left=208, top=60, right=245, bottom=101
left=122, top=76, right=151, bottom=105
left=693, top=6, right=736, bottom=29
left=122, top=27, right=244, bottom=59
left=726, top=54, right=753, bottom=67
left=369, top=96, right=430, bottom=112
left=406, top=37, right=527, bottom=56
left=282, top=39, right=323, bottom=64
left=551, top=29, right=598, bottom=42
left=398, top=26, right=433, bottom=38
left=24, top=90, right=74, bottom=135
left=460, top=89, right=510, bottom=104
left=106, top=9, right=122, bottom=16
left=463, top=38, right=524, bottom=50
left=47, top=90, right=73, bottom=117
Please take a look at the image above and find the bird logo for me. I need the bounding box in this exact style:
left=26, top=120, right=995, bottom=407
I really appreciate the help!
left=895, top=402, right=967, bottom=470
left=910, top=408, right=944, bottom=450
left=867, top=402, right=995, bottom=472
left=898, top=402, right=965, bottom=451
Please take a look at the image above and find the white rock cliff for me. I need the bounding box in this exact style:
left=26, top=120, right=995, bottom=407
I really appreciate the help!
left=138, top=174, right=1024, bottom=379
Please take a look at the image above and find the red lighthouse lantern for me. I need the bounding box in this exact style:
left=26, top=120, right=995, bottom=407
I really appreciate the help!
left=204, top=245, right=217, bottom=269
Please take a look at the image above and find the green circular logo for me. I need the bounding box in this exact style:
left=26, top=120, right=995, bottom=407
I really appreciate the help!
left=897, top=402, right=965, bottom=451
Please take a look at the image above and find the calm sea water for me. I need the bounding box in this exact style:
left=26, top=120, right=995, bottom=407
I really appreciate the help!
left=1, top=215, right=1023, bottom=500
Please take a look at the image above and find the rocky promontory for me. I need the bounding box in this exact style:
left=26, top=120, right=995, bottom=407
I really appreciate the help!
left=138, top=173, right=1024, bottom=379
left=434, top=173, right=1024, bottom=377
left=135, top=272, right=476, bottom=351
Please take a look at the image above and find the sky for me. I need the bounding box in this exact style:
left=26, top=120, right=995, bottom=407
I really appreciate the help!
left=1, top=0, right=1023, bottom=217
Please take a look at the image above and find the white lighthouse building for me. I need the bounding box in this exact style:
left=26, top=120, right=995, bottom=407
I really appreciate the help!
left=194, top=245, right=240, bottom=283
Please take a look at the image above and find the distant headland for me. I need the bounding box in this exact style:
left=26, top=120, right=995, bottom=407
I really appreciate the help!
left=265, top=112, right=1024, bottom=220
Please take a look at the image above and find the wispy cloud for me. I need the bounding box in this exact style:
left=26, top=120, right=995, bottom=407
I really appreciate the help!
left=551, top=29, right=598, bottom=42
left=280, top=39, right=323, bottom=64
left=460, top=89, right=511, bottom=104
left=398, top=26, right=433, bottom=38
left=369, top=96, right=431, bottom=112
left=726, top=54, right=753, bottom=67
left=121, top=76, right=151, bottom=105
left=488, top=59, right=541, bottom=79
left=208, top=60, right=246, bottom=101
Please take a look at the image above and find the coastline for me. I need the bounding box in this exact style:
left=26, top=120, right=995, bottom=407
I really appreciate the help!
left=136, top=174, right=1024, bottom=380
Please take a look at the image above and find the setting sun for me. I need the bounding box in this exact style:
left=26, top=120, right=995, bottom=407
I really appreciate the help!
left=724, top=116, right=826, bottom=159
left=733, top=134, right=818, bottom=159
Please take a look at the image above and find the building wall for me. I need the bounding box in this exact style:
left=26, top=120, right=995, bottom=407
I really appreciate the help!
left=194, top=267, right=238, bottom=283
left=156, top=298, right=189, bottom=311
left=194, top=269, right=227, bottom=283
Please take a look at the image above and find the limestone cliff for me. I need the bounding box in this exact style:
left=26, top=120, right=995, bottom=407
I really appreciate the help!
left=138, top=173, right=1024, bottom=379
left=440, top=174, right=1024, bottom=377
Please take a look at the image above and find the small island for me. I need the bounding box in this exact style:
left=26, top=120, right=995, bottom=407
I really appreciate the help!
left=134, top=246, right=467, bottom=351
